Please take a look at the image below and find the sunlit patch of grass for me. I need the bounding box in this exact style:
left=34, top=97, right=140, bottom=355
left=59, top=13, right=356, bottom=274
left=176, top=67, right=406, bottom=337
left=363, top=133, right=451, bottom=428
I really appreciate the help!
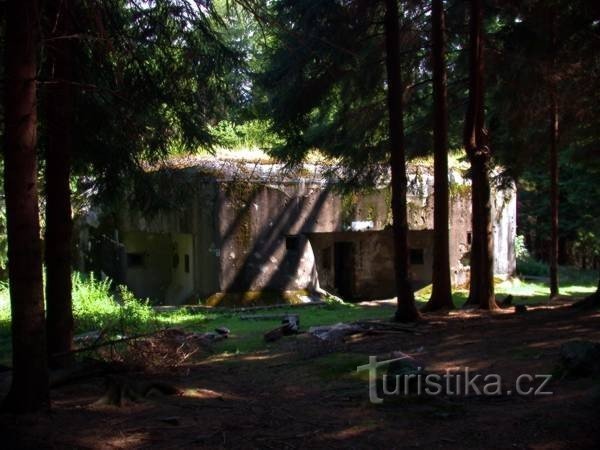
left=495, top=278, right=550, bottom=302
left=415, top=273, right=595, bottom=309
left=496, top=277, right=595, bottom=303
left=0, top=266, right=596, bottom=365
left=200, top=302, right=396, bottom=355
left=559, top=284, right=596, bottom=296
left=72, top=273, right=157, bottom=333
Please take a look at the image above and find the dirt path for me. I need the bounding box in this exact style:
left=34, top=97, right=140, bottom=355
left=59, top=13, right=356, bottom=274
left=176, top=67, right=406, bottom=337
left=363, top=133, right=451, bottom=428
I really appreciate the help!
left=2, top=302, right=600, bottom=449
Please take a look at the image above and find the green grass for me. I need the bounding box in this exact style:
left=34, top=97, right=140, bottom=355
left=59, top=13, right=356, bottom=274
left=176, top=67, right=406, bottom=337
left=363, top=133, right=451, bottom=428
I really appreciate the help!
left=0, top=276, right=396, bottom=363
left=0, top=266, right=596, bottom=366
left=414, top=264, right=597, bottom=308
left=193, top=302, right=397, bottom=355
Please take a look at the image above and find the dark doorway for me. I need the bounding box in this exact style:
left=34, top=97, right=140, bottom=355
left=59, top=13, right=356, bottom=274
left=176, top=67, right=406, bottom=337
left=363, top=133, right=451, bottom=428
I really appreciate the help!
left=334, top=241, right=355, bottom=300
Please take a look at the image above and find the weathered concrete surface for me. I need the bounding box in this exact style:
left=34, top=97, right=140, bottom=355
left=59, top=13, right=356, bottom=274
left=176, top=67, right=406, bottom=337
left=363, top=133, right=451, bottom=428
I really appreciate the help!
left=85, top=161, right=517, bottom=304
left=115, top=178, right=221, bottom=303
left=216, top=182, right=336, bottom=294
left=306, top=230, right=396, bottom=300
left=121, top=231, right=173, bottom=302
left=493, top=186, right=517, bottom=277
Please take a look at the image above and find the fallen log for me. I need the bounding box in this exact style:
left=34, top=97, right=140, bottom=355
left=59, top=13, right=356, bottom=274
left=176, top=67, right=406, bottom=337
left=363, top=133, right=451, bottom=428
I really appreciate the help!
left=352, top=320, right=420, bottom=333
left=155, top=301, right=326, bottom=314
left=264, top=315, right=300, bottom=342
left=240, top=314, right=288, bottom=321
left=53, top=331, right=159, bottom=358
left=264, top=325, right=287, bottom=342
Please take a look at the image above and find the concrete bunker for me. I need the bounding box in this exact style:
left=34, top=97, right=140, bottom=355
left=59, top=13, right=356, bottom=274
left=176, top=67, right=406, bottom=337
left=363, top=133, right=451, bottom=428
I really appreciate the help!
left=121, top=231, right=195, bottom=304
left=306, top=229, right=434, bottom=300
left=79, top=157, right=517, bottom=305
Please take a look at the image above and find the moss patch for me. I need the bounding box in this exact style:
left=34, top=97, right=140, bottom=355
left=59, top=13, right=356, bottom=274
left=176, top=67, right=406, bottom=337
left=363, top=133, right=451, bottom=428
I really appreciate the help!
left=204, top=290, right=313, bottom=307
left=449, top=181, right=471, bottom=199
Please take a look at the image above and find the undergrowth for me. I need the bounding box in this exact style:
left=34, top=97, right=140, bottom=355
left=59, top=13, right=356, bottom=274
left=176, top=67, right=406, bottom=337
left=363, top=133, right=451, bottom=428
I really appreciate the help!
left=0, top=265, right=596, bottom=365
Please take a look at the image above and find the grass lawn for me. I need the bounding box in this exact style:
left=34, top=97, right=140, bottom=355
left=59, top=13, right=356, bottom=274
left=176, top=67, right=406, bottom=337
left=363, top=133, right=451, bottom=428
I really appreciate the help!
left=0, top=267, right=596, bottom=366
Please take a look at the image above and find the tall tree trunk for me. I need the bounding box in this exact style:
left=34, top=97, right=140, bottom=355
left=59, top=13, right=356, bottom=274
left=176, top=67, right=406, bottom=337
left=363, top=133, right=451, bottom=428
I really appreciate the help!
left=467, top=162, right=481, bottom=305
left=549, top=91, right=559, bottom=299
left=45, top=0, right=75, bottom=367
left=384, top=0, right=420, bottom=322
left=2, top=0, right=49, bottom=412
left=424, top=0, right=453, bottom=312
left=463, top=0, right=497, bottom=310
left=475, top=153, right=495, bottom=308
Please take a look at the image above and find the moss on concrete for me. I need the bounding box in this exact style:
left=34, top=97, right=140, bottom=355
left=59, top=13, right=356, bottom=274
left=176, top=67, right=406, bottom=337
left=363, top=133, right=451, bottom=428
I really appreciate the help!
left=341, top=191, right=358, bottom=229
left=449, top=181, right=471, bottom=199
left=204, top=289, right=313, bottom=307
left=223, top=181, right=261, bottom=251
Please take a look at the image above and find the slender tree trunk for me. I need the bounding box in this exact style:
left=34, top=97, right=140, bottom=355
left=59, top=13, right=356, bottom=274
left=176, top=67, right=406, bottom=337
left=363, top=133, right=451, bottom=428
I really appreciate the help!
left=45, top=0, right=75, bottom=367
left=466, top=162, right=481, bottom=305
left=478, top=153, right=495, bottom=308
left=384, top=0, right=420, bottom=322
left=424, top=0, right=453, bottom=312
left=549, top=92, right=559, bottom=299
left=463, top=0, right=497, bottom=310
left=2, top=0, right=49, bottom=412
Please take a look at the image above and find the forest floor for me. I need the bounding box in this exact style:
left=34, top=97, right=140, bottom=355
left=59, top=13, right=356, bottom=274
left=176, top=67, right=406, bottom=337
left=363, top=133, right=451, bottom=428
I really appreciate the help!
left=2, top=294, right=600, bottom=449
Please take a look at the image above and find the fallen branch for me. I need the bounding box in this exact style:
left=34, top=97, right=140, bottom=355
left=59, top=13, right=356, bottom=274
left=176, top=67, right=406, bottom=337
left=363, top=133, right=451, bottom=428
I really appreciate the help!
left=352, top=320, right=421, bottom=333
left=240, top=314, right=288, bottom=321
left=364, top=329, right=423, bottom=336
left=154, top=301, right=326, bottom=314
left=53, top=331, right=159, bottom=358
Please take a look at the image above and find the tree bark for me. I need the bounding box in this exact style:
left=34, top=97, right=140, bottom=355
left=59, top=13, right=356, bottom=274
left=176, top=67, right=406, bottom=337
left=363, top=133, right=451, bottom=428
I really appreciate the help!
left=467, top=159, right=481, bottom=305
left=384, top=0, right=420, bottom=322
left=463, top=0, right=497, bottom=310
left=2, top=0, right=50, bottom=412
left=44, top=0, right=75, bottom=367
left=571, top=273, right=600, bottom=309
left=549, top=91, right=559, bottom=299
left=423, top=0, right=453, bottom=312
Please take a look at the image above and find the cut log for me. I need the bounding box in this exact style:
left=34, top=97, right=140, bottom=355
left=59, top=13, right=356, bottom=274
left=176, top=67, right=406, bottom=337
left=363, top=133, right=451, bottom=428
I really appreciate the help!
left=264, top=326, right=286, bottom=342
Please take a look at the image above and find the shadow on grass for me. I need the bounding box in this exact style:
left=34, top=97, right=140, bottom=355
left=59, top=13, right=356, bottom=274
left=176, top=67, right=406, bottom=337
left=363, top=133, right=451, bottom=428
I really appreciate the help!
left=0, top=270, right=595, bottom=364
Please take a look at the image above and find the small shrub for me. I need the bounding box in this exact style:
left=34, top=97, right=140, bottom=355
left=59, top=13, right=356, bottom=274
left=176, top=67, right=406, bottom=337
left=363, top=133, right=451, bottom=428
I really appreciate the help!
left=72, top=272, right=120, bottom=332
left=514, top=235, right=530, bottom=260
left=115, top=285, right=155, bottom=333
left=72, top=273, right=155, bottom=335
left=514, top=236, right=550, bottom=277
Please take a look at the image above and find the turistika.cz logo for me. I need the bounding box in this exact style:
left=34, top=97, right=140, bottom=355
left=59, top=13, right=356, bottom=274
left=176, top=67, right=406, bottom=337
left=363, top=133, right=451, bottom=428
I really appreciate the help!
left=357, top=356, right=553, bottom=404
